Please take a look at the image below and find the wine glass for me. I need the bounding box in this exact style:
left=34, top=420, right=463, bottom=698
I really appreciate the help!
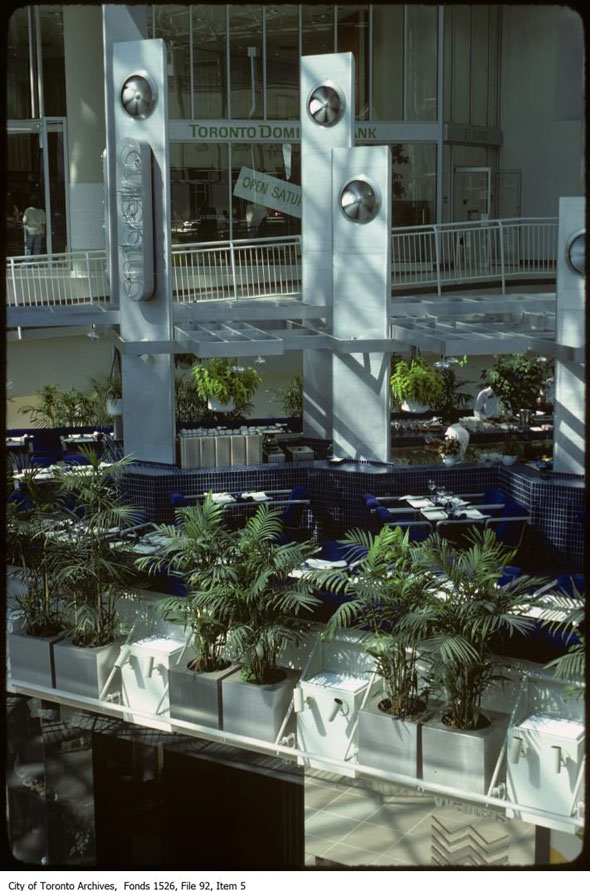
left=427, top=478, right=436, bottom=502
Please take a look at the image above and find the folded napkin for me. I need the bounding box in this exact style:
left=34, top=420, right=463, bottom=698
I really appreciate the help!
left=305, top=558, right=348, bottom=570
left=241, top=491, right=268, bottom=501
left=422, top=508, right=447, bottom=521
left=211, top=492, right=235, bottom=504
left=407, top=498, right=432, bottom=509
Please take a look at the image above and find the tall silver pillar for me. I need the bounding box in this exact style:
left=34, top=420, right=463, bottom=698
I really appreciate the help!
left=300, top=53, right=354, bottom=440
left=331, top=146, right=392, bottom=463
left=109, top=38, right=176, bottom=464
left=553, top=197, right=585, bottom=475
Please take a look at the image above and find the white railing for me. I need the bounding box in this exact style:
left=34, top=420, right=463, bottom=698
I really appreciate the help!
left=6, top=219, right=557, bottom=309
left=391, top=217, right=558, bottom=295
left=172, top=235, right=302, bottom=303
left=6, top=250, right=110, bottom=308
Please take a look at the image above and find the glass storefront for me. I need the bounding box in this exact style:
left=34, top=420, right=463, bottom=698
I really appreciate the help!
left=6, top=4, right=505, bottom=255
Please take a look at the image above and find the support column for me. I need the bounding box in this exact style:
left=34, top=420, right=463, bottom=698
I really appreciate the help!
left=63, top=7, right=107, bottom=251
left=331, top=146, right=392, bottom=463
left=104, top=15, right=176, bottom=465
left=300, top=54, right=354, bottom=441
left=553, top=197, right=585, bottom=475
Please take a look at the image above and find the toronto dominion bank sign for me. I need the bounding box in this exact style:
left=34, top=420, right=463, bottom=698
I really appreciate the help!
left=169, top=121, right=408, bottom=143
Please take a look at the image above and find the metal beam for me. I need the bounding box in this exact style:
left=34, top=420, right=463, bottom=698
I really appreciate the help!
left=6, top=307, right=120, bottom=328
left=174, top=299, right=331, bottom=324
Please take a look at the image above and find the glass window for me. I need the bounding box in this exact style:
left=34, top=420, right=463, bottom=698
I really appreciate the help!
left=231, top=142, right=301, bottom=239
left=443, top=6, right=453, bottom=121
left=154, top=5, right=191, bottom=120
left=229, top=5, right=263, bottom=119
left=405, top=5, right=437, bottom=121
left=372, top=5, right=403, bottom=121
left=193, top=5, right=228, bottom=119
left=40, top=6, right=66, bottom=117
left=7, top=8, right=32, bottom=119
left=391, top=142, right=436, bottom=227
left=170, top=142, right=230, bottom=243
left=6, top=133, right=45, bottom=256
left=336, top=4, right=369, bottom=120
left=451, top=6, right=471, bottom=122
left=265, top=5, right=299, bottom=120
left=301, top=5, right=334, bottom=57
left=487, top=6, right=500, bottom=128
left=471, top=5, right=489, bottom=127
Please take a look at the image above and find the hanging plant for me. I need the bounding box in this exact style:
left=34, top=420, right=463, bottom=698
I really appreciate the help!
left=390, top=358, right=444, bottom=410
left=191, top=359, right=262, bottom=415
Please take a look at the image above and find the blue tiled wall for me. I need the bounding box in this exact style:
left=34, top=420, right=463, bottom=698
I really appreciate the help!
left=119, top=459, right=584, bottom=572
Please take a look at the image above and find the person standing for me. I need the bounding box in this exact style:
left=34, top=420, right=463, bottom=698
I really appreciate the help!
left=22, top=196, right=46, bottom=256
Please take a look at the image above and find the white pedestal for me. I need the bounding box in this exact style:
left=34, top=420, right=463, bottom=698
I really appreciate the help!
left=297, top=670, right=370, bottom=775
left=507, top=714, right=585, bottom=831
left=121, top=636, right=184, bottom=717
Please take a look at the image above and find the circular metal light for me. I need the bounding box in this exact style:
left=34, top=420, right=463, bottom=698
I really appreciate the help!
left=565, top=230, right=585, bottom=276
left=121, top=73, right=157, bottom=119
left=340, top=179, right=379, bottom=224
left=307, top=84, right=344, bottom=126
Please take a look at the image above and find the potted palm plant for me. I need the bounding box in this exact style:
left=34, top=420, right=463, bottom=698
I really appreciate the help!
left=191, top=358, right=262, bottom=415
left=49, top=451, right=144, bottom=699
left=319, top=525, right=440, bottom=777
left=219, top=505, right=320, bottom=742
left=414, top=528, right=548, bottom=794
left=6, top=482, right=66, bottom=688
left=390, top=358, right=444, bottom=413
left=136, top=495, right=240, bottom=727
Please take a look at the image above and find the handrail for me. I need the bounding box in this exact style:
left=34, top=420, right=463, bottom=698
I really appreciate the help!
left=6, top=218, right=557, bottom=310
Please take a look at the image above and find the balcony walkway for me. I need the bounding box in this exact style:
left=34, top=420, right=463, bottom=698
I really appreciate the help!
left=6, top=217, right=557, bottom=312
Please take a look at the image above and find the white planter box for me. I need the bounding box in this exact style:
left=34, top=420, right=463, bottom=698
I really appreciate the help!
left=222, top=668, right=299, bottom=743
left=421, top=708, right=509, bottom=795
left=507, top=714, right=585, bottom=831
left=7, top=629, right=63, bottom=689
left=53, top=637, right=124, bottom=700
left=357, top=695, right=423, bottom=778
left=120, top=636, right=185, bottom=717
left=297, top=670, right=370, bottom=775
left=169, top=657, right=239, bottom=729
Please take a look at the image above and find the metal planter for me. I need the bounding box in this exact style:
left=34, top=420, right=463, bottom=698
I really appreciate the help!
left=222, top=668, right=300, bottom=743
left=7, top=629, right=63, bottom=689
left=168, top=657, right=239, bottom=729
left=53, top=637, right=124, bottom=700
left=357, top=697, right=423, bottom=778
left=421, top=707, right=509, bottom=795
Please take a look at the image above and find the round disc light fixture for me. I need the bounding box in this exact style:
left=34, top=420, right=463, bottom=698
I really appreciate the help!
left=340, top=179, right=380, bottom=224
left=307, top=83, right=345, bottom=126
left=121, top=73, right=157, bottom=119
left=565, top=230, right=585, bottom=276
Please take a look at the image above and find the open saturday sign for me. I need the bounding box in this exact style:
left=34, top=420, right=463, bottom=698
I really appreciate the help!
left=233, top=167, right=301, bottom=218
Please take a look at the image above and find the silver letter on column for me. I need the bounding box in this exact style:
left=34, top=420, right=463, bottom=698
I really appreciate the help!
left=300, top=53, right=354, bottom=440
left=553, top=196, right=585, bottom=474
left=111, top=40, right=176, bottom=464
left=331, top=146, right=392, bottom=463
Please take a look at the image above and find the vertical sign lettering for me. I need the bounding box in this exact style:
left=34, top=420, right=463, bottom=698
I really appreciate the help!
left=116, top=138, right=154, bottom=301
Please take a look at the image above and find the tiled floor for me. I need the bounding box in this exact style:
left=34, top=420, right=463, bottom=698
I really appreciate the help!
left=304, top=770, right=536, bottom=867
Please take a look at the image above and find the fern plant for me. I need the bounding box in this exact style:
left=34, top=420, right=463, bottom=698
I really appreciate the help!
left=414, top=528, right=549, bottom=730
left=318, top=525, right=441, bottom=719
left=136, top=495, right=236, bottom=672
left=390, top=358, right=444, bottom=408
left=191, top=359, right=261, bottom=415
left=269, top=372, right=303, bottom=417
left=215, top=505, right=320, bottom=685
